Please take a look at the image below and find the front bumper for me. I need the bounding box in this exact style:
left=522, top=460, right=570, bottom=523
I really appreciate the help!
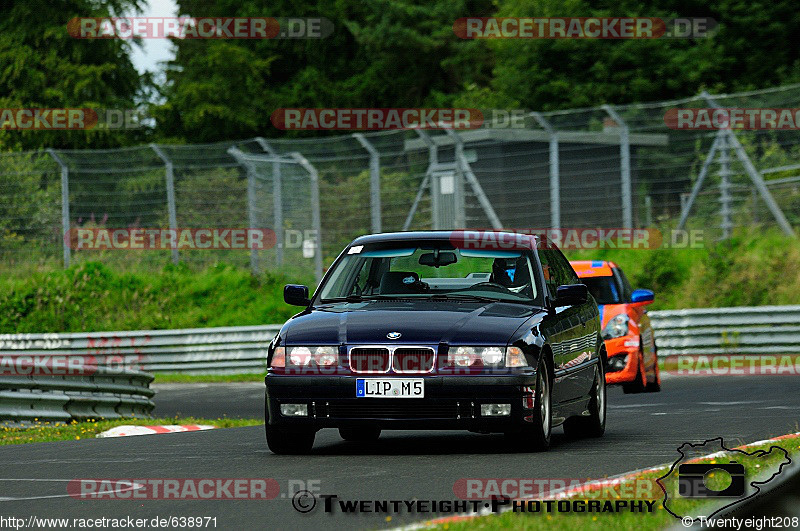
left=604, top=336, right=640, bottom=384
left=265, top=373, right=538, bottom=431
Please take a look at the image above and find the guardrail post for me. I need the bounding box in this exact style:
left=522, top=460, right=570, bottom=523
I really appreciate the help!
left=46, top=149, right=71, bottom=268
left=150, top=144, right=180, bottom=264
left=444, top=128, right=503, bottom=229
left=255, top=137, right=283, bottom=265
left=701, top=91, right=795, bottom=237
left=602, top=105, right=633, bottom=229
left=530, top=112, right=560, bottom=229
left=352, top=133, right=382, bottom=234
left=228, top=147, right=261, bottom=275
left=289, top=152, right=323, bottom=284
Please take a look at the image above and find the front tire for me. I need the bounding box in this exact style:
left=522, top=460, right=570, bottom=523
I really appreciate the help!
left=265, top=426, right=315, bottom=454
left=563, top=353, right=606, bottom=438
left=622, top=348, right=647, bottom=394
left=506, top=357, right=552, bottom=452
left=645, top=345, right=661, bottom=393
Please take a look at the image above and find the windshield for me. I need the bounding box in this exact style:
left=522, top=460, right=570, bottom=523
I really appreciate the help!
left=579, top=275, right=621, bottom=305
left=318, top=242, right=538, bottom=304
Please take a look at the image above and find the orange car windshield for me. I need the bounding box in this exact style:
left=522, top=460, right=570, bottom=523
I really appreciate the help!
left=581, top=275, right=621, bottom=304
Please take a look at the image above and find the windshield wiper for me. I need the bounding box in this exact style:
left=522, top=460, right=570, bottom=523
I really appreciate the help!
left=319, top=294, right=404, bottom=303
left=430, top=293, right=533, bottom=305
left=429, top=293, right=501, bottom=303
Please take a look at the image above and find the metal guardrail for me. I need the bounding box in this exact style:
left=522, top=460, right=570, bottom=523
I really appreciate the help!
left=1, top=305, right=797, bottom=385
left=0, top=367, right=155, bottom=421
left=0, top=325, right=281, bottom=375
left=649, top=305, right=800, bottom=356
left=3, top=304, right=793, bottom=420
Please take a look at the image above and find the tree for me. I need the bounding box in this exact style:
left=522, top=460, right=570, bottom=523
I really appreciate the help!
left=0, top=0, right=146, bottom=150
left=154, top=0, right=494, bottom=141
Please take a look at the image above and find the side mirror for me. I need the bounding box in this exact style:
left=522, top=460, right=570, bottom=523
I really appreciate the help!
left=553, top=284, right=589, bottom=307
left=284, top=284, right=310, bottom=306
left=630, top=288, right=654, bottom=306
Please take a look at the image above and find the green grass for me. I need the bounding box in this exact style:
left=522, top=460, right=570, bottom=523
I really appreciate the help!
left=430, top=434, right=800, bottom=530
left=0, top=261, right=310, bottom=333
left=0, top=416, right=261, bottom=445
left=153, top=373, right=264, bottom=383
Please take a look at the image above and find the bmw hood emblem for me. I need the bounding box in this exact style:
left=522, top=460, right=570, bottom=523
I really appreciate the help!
left=387, top=331, right=402, bottom=340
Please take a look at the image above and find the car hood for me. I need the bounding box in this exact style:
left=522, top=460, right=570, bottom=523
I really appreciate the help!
left=283, top=299, right=542, bottom=345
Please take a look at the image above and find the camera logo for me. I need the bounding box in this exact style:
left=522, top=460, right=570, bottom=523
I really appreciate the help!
left=657, top=437, right=791, bottom=521
left=677, top=462, right=745, bottom=497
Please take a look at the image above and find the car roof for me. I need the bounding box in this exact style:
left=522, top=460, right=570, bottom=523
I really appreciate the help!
left=569, top=260, right=617, bottom=277
left=350, top=230, right=541, bottom=246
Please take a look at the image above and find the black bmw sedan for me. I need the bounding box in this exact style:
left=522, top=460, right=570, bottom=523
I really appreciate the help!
left=264, top=231, right=606, bottom=454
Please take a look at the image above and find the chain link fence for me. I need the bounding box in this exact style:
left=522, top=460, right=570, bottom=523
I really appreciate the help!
left=3, top=85, right=800, bottom=282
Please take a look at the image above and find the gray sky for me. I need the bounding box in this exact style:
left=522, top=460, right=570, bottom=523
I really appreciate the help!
left=129, top=0, right=178, bottom=74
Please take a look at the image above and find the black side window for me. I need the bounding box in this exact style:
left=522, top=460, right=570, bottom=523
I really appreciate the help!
left=551, top=249, right=579, bottom=285
left=537, top=249, right=564, bottom=299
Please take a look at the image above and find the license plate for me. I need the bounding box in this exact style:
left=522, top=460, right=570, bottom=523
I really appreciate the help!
left=356, top=378, right=424, bottom=398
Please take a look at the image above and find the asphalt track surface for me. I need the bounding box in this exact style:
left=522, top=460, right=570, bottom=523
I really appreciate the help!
left=1, top=376, right=798, bottom=530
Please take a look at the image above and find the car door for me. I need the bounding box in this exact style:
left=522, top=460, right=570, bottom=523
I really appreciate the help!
left=537, top=248, right=585, bottom=405
left=550, top=249, right=600, bottom=400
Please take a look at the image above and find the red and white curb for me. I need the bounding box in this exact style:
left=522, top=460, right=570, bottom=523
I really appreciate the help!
left=96, top=425, right=216, bottom=438
left=395, top=431, right=800, bottom=530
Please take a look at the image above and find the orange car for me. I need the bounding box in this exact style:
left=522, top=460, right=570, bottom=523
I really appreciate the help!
left=569, top=260, right=660, bottom=393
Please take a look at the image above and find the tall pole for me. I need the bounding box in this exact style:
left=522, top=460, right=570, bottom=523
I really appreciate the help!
left=47, top=149, right=71, bottom=268
left=531, top=112, right=560, bottom=229
left=150, top=144, right=179, bottom=264
left=353, top=133, right=382, bottom=233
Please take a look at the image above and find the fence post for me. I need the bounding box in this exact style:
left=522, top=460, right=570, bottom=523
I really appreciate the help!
left=289, top=152, right=323, bottom=284
left=602, top=104, right=633, bottom=228
left=352, top=133, right=382, bottom=234
left=717, top=133, right=733, bottom=239
left=46, top=149, right=70, bottom=268
left=228, top=147, right=260, bottom=275
left=150, top=144, right=179, bottom=264
left=403, top=130, right=436, bottom=230
left=701, top=91, right=795, bottom=237
left=678, top=134, right=721, bottom=231
left=444, top=128, right=503, bottom=229
left=255, top=138, right=283, bottom=266
left=530, top=112, right=560, bottom=229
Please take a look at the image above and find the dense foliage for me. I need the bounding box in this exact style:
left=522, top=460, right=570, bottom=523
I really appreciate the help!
left=5, top=0, right=800, bottom=146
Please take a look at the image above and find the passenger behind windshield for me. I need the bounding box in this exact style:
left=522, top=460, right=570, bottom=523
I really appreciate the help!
left=318, top=244, right=538, bottom=304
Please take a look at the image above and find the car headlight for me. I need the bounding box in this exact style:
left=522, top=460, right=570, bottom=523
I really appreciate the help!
left=447, top=346, right=527, bottom=368
left=602, top=314, right=630, bottom=339
left=278, top=346, right=338, bottom=367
